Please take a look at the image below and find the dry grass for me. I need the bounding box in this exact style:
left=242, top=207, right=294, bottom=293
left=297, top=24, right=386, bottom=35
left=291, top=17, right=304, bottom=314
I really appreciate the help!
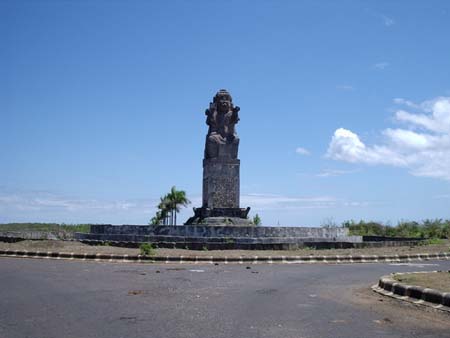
left=0, top=239, right=449, bottom=258
left=394, top=272, right=450, bottom=292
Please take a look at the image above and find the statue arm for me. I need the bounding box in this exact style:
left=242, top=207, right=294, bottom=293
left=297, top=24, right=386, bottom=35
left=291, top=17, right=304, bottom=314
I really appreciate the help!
left=232, top=106, right=240, bottom=123
left=205, top=108, right=211, bottom=126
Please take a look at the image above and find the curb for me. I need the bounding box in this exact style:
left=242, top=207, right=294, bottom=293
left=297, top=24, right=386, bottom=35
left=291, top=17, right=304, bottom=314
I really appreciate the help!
left=0, top=249, right=449, bottom=265
left=372, top=271, right=450, bottom=312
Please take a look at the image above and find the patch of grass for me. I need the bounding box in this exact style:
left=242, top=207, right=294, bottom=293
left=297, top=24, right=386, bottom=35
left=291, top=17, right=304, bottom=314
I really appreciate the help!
left=0, top=223, right=90, bottom=233
left=425, top=238, right=445, bottom=245
left=394, top=271, right=450, bottom=292
left=139, top=243, right=155, bottom=256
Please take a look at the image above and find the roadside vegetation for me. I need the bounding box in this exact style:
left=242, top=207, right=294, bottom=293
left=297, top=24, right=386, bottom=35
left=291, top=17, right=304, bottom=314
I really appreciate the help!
left=342, top=219, right=450, bottom=239
left=252, top=213, right=261, bottom=226
left=0, top=223, right=90, bottom=233
left=139, top=243, right=156, bottom=256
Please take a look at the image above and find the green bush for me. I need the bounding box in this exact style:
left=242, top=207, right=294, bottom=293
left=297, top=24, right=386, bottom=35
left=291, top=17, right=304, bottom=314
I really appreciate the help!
left=139, top=243, right=155, bottom=256
left=252, top=214, right=261, bottom=226
left=342, top=219, right=450, bottom=239
left=425, top=238, right=445, bottom=245
left=342, top=220, right=387, bottom=236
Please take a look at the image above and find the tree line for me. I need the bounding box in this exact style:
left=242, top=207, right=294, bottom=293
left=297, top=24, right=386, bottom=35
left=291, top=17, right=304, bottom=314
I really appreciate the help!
left=342, top=219, right=450, bottom=239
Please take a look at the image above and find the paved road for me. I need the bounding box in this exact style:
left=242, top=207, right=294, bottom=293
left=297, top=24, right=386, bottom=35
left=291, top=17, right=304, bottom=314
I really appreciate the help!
left=1, top=258, right=449, bottom=338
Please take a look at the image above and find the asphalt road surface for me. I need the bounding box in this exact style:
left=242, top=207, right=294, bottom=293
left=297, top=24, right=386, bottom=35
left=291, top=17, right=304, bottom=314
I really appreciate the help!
left=1, top=257, right=449, bottom=338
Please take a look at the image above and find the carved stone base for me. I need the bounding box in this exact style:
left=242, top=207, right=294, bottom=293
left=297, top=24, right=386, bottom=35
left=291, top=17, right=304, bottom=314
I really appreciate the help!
left=203, top=158, right=240, bottom=209
left=185, top=207, right=252, bottom=226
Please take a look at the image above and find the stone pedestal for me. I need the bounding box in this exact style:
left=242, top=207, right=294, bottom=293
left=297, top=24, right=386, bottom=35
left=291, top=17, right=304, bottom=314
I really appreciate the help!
left=203, top=158, right=240, bottom=209
left=185, top=156, right=251, bottom=226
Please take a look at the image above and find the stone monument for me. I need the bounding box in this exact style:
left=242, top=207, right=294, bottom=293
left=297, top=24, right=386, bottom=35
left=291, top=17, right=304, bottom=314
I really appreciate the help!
left=186, top=89, right=251, bottom=225
left=76, top=89, right=363, bottom=248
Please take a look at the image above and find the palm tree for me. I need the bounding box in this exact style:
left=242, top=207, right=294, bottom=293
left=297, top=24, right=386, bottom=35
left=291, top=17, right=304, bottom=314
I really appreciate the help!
left=150, top=212, right=161, bottom=225
left=158, top=194, right=171, bottom=225
left=166, top=186, right=191, bottom=225
left=150, top=187, right=191, bottom=225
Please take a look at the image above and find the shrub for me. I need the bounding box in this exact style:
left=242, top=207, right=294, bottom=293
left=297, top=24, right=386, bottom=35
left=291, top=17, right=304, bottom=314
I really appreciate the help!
left=252, top=214, right=261, bottom=226
left=425, top=238, right=445, bottom=245
left=342, top=219, right=450, bottom=239
left=139, top=243, right=155, bottom=256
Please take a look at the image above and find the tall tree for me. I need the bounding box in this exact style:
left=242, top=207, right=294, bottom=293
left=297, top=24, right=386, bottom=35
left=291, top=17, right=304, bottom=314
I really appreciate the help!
left=150, top=187, right=191, bottom=225
left=158, top=195, right=170, bottom=225
left=166, top=186, right=191, bottom=225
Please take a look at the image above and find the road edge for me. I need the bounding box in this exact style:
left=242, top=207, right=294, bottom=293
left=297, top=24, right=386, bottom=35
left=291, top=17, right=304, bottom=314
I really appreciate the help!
left=0, top=249, right=449, bottom=265
left=372, top=270, right=450, bottom=313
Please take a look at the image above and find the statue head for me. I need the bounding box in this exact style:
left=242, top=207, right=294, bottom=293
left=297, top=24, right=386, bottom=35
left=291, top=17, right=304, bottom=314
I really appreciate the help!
left=213, top=89, right=232, bottom=113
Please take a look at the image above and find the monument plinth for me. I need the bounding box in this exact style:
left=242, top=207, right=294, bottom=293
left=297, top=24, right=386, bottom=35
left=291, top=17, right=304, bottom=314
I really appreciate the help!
left=186, top=89, right=251, bottom=225
left=203, top=158, right=240, bottom=208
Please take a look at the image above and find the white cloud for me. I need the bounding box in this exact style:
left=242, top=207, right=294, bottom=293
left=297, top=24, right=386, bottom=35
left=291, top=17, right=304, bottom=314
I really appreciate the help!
left=316, top=169, right=359, bottom=178
left=240, top=193, right=367, bottom=211
left=382, top=15, right=395, bottom=27
left=0, top=191, right=158, bottom=224
left=374, top=62, right=389, bottom=70
left=434, top=194, right=450, bottom=199
left=295, top=147, right=310, bottom=155
left=336, top=85, right=354, bottom=91
left=0, top=189, right=373, bottom=226
left=326, top=128, right=407, bottom=166
left=326, top=96, right=450, bottom=181
left=383, top=128, right=435, bottom=150
left=393, top=98, right=420, bottom=110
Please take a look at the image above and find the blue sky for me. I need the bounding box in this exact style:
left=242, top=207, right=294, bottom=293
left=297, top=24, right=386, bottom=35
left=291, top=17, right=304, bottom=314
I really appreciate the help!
left=1, top=0, right=450, bottom=226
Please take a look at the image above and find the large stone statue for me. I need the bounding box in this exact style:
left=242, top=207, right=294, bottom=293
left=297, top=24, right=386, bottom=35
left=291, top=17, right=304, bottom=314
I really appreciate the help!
left=204, top=89, right=240, bottom=160
left=186, top=89, right=251, bottom=226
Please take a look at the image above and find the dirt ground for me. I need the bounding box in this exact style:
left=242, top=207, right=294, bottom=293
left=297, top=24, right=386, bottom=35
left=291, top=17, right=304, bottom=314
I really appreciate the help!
left=394, top=271, right=450, bottom=292
left=349, top=286, right=450, bottom=331
left=0, top=239, right=449, bottom=257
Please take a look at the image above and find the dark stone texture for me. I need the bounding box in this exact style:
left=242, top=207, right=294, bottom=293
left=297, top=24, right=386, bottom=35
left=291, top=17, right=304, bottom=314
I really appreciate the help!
left=77, top=225, right=434, bottom=250
left=202, top=158, right=240, bottom=209
left=89, top=224, right=352, bottom=238
left=362, top=235, right=427, bottom=242
left=186, top=207, right=251, bottom=226
left=76, top=224, right=433, bottom=250
left=204, top=89, right=240, bottom=161
left=0, top=231, right=73, bottom=241
left=77, top=224, right=367, bottom=250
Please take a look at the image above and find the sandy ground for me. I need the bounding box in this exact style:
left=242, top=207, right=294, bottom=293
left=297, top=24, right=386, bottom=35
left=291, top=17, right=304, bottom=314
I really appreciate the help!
left=394, top=271, right=450, bottom=292
left=0, top=239, right=449, bottom=257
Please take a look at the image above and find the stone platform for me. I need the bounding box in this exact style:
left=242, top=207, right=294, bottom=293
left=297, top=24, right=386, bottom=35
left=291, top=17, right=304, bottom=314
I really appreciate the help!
left=75, top=224, right=363, bottom=250
left=185, top=207, right=251, bottom=226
